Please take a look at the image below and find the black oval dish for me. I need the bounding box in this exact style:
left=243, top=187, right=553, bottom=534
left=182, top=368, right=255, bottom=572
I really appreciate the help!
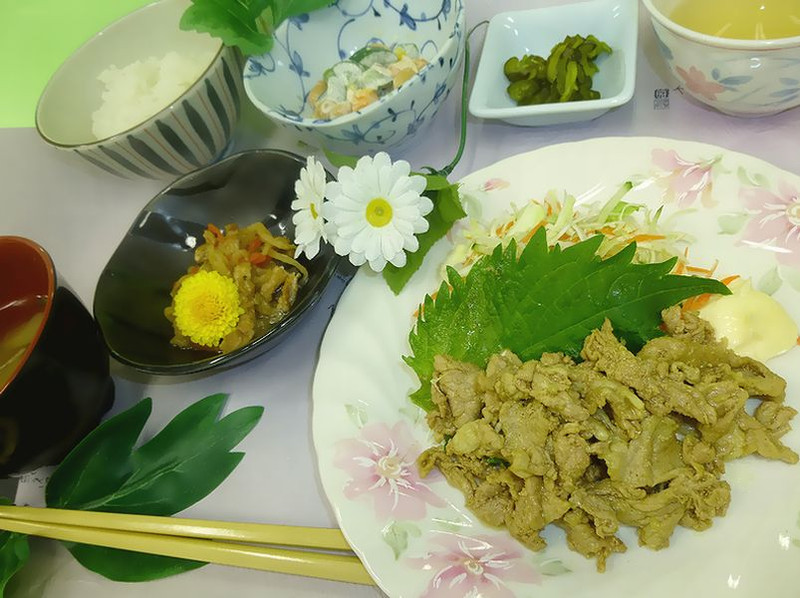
left=93, top=149, right=340, bottom=375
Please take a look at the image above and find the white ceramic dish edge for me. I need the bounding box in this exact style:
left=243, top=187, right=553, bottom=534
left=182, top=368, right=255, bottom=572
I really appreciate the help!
left=469, top=0, right=638, bottom=126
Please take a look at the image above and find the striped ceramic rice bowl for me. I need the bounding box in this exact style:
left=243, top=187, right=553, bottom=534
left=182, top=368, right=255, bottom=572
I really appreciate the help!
left=36, top=0, right=242, bottom=180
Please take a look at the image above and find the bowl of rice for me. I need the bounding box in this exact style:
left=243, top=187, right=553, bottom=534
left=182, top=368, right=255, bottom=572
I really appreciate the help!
left=35, top=0, right=242, bottom=179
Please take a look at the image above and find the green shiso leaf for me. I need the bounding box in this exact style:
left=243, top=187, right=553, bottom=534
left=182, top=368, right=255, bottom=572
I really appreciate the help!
left=405, top=228, right=731, bottom=411
left=0, top=499, right=29, bottom=596
left=45, top=394, right=263, bottom=582
left=180, top=0, right=333, bottom=56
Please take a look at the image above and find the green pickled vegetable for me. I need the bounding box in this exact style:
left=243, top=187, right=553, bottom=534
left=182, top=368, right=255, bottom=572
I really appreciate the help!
left=502, top=34, right=612, bottom=106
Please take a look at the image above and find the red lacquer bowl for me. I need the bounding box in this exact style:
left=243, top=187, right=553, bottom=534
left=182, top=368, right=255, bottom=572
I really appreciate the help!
left=0, top=237, right=114, bottom=475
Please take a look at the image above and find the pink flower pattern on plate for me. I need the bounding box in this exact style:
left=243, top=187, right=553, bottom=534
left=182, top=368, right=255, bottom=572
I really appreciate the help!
left=407, top=532, right=541, bottom=598
left=652, top=148, right=718, bottom=207
left=676, top=66, right=726, bottom=101
left=740, top=179, right=800, bottom=267
left=481, top=178, right=511, bottom=192
left=334, top=421, right=445, bottom=521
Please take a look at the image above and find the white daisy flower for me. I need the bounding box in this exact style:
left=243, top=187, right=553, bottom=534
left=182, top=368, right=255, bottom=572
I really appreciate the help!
left=291, top=155, right=328, bottom=259
left=322, top=152, right=432, bottom=272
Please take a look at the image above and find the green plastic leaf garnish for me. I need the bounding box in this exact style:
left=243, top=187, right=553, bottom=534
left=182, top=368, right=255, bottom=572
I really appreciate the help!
left=421, top=173, right=451, bottom=191
left=180, top=0, right=333, bottom=56
left=45, top=394, right=263, bottom=582
left=383, top=180, right=466, bottom=295
left=320, top=150, right=468, bottom=295
left=404, top=229, right=731, bottom=411
left=323, top=148, right=359, bottom=169
left=0, top=499, right=29, bottom=596
left=65, top=546, right=205, bottom=583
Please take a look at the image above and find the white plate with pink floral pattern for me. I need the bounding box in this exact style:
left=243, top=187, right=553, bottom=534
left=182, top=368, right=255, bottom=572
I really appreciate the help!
left=311, top=137, right=800, bottom=598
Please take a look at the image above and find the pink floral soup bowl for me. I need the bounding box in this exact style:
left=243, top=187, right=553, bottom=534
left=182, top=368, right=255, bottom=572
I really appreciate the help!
left=642, top=0, right=800, bottom=117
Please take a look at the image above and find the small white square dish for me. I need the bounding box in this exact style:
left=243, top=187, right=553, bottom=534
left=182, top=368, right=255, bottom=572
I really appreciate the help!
left=469, top=0, right=638, bottom=127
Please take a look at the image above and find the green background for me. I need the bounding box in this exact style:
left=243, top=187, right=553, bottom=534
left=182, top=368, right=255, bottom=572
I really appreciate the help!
left=0, top=0, right=153, bottom=128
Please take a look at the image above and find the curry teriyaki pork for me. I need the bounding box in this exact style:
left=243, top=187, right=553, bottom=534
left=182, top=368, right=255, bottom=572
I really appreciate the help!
left=417, top=306, right=797, bottom=571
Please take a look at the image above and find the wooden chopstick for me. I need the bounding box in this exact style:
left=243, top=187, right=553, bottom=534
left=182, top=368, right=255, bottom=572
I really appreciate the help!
left=0, top=506, right=351, bottom=551
left=0, top=507, right=375, bottom=586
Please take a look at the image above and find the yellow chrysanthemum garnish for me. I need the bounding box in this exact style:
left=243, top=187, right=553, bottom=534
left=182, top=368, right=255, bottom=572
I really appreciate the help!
left=173, top=270, right=244, bottom=347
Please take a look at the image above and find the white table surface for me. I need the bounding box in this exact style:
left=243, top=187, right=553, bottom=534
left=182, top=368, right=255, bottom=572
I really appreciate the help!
left=2, top=1, right=799, bottom=596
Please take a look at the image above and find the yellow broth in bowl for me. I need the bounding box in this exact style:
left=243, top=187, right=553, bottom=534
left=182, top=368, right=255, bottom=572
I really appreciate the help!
left=669, top=0, right=800, bottom=40
left=0, top=295, right=46, bottom=391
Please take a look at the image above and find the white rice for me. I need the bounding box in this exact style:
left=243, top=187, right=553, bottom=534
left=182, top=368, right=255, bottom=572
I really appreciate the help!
left=91, top=50, right=214, bottom=139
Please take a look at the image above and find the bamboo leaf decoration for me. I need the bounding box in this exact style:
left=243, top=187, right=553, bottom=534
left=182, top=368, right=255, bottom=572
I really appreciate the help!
left=31, top=393, right=264, bottom=583
left=0, top=500, right=28, bottom=595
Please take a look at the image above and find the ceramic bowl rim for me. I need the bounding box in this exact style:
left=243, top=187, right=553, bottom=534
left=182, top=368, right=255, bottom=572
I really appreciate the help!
left=35, top=0, right=224, bottom=150
left=242, top=1, right=466, bottom=129
left=641, top=0, right=800, bottom=51
left=94, top=148, right=343, bottom=376
left=468, top=0, right=637, bottom=120
left=0, top=236, right=56, bottom=395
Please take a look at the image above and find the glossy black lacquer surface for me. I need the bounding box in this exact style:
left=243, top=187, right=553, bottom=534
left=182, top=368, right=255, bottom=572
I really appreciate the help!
left=0, top=237, right=114, bottom=475
left=93, top=150, right=340, bottom=375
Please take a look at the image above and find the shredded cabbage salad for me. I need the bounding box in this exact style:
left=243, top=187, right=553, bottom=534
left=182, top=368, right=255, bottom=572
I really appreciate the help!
left=442, top=183, right=702, bottom=278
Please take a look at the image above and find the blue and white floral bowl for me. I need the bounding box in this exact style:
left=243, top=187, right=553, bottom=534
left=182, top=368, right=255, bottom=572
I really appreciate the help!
left=643, top=0, right=800, bottom=117
left=243, top=0, right=465, bottom=154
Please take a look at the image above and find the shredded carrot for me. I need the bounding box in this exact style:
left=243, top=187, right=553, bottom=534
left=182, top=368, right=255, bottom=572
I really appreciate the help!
left=683, top=260, right=718, bottom=277
left=249, top=253, right=270, bottom=265
left=797, top=336, right=800, bottom=346
left=632, top=233, right=666, bottom=243
left=495, top=220, right=515, bottom=237
left=682, top=271, right=739, bottom=313
left=521, top=222, right=544, bottom=245
left=673, top=261, right=686, bottom=275
left=720, top=275, right=740, bottom=286
left=207, top=223, right=223, bottom=239
left=685, top=265, right=711, bottom=275
left=682, top=293, right=713, bottom=312
left=247, top=238, right=263, bottom=252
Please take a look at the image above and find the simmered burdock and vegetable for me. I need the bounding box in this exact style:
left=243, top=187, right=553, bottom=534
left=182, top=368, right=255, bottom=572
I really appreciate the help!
left=165, top=222, right=307, bottom=354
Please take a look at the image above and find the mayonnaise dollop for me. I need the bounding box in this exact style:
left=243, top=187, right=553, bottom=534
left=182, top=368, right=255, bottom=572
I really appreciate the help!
left=698, top=279, right=798, bottom=362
